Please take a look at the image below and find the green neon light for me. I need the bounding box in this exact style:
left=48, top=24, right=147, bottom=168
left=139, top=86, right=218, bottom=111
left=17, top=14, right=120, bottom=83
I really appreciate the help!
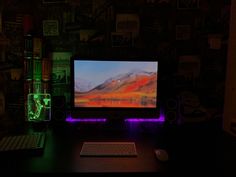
left=33, top=59, right=42, bottom=81
left=27, top=93, right=51, bottom=121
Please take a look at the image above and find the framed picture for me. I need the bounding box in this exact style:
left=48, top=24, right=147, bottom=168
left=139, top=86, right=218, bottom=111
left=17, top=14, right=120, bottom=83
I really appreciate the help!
left=176, top=25, right=191, bottom=40
left=43, top=20, right=59, bottom=36
left=177, top=0, right=199, bottom=9
left=111, top=32, right=133, bottom=47
left=116, top=13, right=140, bottom=38
left=79, top=29, right=97, bottom=42
left=52, top=69, right=67, bottom=84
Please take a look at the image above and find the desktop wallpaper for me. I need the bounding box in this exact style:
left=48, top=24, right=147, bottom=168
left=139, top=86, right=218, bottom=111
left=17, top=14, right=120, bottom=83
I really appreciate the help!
left=74, top=60, right=158, bottom=108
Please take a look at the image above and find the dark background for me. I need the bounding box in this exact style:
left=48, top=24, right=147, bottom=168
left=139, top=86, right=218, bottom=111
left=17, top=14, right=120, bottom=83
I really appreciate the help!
left=0, top=1, right=235, bottom=176
left=0, top=0, right=230, bottom=129
left=0, top=0, right=231, bottom=132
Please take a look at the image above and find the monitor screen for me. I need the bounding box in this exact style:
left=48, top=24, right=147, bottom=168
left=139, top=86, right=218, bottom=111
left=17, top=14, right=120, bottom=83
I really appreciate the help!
left=70, top=57, right=160, bottom=121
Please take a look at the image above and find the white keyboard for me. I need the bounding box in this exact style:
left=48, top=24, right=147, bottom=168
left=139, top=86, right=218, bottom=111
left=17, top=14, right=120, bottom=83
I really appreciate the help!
left=80, top=142, right=137, bottom=157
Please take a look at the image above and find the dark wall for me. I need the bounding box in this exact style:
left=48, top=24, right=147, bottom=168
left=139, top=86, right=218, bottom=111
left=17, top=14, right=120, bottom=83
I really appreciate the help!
left=0, top=0, right=231, bottom=121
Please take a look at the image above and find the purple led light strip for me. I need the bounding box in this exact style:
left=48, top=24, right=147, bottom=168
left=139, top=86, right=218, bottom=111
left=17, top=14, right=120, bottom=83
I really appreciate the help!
left=66, top=116, right=107, bottom=122
left=125, top=113, right=165, bottom=122
left=66, top=114, right=165, bottom=123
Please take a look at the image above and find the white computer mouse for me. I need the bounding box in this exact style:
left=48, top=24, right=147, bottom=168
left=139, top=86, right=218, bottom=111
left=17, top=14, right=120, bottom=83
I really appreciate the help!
left=154, top=149, right=169, bottom=162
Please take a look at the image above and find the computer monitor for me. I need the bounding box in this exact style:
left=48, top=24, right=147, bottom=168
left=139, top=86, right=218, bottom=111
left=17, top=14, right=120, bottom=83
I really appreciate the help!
left=69, top=56, right=160, bottom=122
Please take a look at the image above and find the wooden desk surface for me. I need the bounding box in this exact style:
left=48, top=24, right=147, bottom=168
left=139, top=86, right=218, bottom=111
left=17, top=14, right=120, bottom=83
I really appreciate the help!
left=0, top=119, right=225, bottom=176
left=0, top=122, right=170, bottom=176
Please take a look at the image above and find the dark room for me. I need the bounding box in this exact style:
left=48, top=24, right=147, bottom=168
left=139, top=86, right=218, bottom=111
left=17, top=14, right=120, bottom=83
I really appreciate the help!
left=0, top=0, right=235, bottom=176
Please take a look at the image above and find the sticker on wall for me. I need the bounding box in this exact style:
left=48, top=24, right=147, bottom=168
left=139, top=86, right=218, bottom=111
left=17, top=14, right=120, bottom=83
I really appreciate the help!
left=116, top=13, right=140, bottom=38
left=177, top=0, right=199, bottom=9
left=176, top=25, right=191, bottom=40
left=111, top=32, right=133, bottom=47
left=208, top=34, right=222, bottom=50
left=43, top=20, right=59, bottom=36
left=43, top=0, right=67, bottom=4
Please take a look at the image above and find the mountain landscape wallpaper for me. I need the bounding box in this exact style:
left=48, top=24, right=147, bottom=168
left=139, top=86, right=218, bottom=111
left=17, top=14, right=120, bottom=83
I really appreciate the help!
left=74, top=60, right=158, bottom=108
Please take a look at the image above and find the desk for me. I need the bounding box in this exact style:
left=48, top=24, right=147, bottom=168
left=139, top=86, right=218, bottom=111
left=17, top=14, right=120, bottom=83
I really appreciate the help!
left=0, top=121, right=170, bottom=176
left=0, top=118, right=225, bottom=176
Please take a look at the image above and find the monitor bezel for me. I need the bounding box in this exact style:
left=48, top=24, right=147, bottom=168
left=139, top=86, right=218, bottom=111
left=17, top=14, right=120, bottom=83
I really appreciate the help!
left=70, top=56, right=160, bottom=120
